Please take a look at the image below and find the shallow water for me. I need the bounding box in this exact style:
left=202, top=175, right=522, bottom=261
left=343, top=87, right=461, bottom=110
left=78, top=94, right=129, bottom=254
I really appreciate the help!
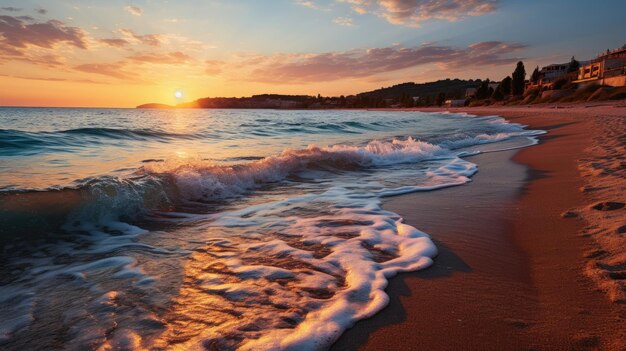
left=0, top=108, right=543, bottom=350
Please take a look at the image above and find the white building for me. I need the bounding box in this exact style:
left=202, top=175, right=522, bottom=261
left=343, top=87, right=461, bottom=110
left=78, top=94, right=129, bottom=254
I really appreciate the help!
left=445, top=99, right=466, bottom=107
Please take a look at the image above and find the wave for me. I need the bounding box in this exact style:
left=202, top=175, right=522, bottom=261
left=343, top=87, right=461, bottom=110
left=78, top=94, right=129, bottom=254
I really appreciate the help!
left=60, top=127, right=197, bottom=140
left=238, top=120, right=390, bottom=135
left=0, top=128, right=198, bottom=155
left=144, top=136, right=450, bottom=203
left=0, top=112, right=546, bottom=350
left=0, top=124, right=541, bottom=236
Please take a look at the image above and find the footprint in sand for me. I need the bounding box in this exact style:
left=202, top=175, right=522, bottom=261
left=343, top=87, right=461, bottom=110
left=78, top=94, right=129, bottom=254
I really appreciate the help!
left=591, top=201, right=625, bottom=211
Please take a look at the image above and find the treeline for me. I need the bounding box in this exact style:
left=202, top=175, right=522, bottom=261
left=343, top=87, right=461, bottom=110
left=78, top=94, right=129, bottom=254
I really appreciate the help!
left=138, top=56, right=625, bottom=109
left=144, top=79, right=484, bottom=109
left=353, top=79, right=478, bottom=107
left=468, top=57, right=624, bottom=106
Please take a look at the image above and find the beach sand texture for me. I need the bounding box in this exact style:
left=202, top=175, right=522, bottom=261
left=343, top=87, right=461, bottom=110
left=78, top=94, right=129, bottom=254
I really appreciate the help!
left=333, top=103, right=626, bottom=350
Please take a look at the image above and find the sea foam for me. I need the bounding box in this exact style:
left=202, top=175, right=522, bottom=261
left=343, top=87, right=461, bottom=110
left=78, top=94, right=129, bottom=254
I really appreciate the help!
left=0, top=111, right=544, bottom=350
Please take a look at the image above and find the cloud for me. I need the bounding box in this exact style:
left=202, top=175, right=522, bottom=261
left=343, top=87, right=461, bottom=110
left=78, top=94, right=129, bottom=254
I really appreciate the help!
left=295, top=0, right=335, bottom=11
left=73, top=62, right=137, bottom=80
left=0, top=73, right=104, bottom=84
left=342, top=0, right=498, bottom=26
left=333, top=16, right=354, bottom=26
left=124, top=5, right=142, bottom=16
left=35, top=8, right=47, bottom=15
left=243, top=41, right=526, bottom=83
left=1, top=7, right=22, bottom=12
left=127, top=51, right=192, bottom=64
left=0, top=15, right=87, bottom=49
left=99, top=38, right=129, bottom=48
left=205, top=59, right=224, bottom=75
left=120, top=28, right=161, bottom=46
left=0, top=45, right=65, bottom=67
left=295, top=0, right=322, bottom=10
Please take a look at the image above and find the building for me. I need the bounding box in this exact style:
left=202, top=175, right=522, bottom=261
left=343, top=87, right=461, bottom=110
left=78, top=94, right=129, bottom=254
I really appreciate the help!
left=541, top=63, right=571, bottom=82
left=574, top=45, right=626, bottom=87
left=445, top=99, right=466, bottom=107
left=526, top=62, right=573, bottom=91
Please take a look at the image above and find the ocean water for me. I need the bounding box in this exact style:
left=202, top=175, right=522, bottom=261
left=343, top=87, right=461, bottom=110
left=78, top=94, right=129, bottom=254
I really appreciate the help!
left=0, top=108, right=543, bottom=350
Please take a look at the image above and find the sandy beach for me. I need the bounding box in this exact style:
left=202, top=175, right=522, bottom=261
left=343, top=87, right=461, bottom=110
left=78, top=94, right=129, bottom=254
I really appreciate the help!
left=333, top=102, right=626, bottom=350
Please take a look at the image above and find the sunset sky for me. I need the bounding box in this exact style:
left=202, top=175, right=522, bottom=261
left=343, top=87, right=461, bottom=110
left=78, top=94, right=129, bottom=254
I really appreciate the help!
left=1, top=0, right=625, bottom=107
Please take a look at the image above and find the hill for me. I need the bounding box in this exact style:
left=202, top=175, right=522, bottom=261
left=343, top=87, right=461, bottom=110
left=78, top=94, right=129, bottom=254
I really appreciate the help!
left=136, top=103, right=175, bottom=109
left=136, top=79, right=482, bottom=109
left=358, top=79, right=479, bottom=101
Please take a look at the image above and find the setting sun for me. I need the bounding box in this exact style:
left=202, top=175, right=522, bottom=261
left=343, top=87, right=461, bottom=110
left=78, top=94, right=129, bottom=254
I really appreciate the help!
left=174, top=91, right=183, bottom=99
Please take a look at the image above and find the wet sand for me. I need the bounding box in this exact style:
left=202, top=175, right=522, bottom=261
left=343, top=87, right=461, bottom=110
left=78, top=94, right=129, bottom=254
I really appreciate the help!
left=332, top=103, right=626, bottom=350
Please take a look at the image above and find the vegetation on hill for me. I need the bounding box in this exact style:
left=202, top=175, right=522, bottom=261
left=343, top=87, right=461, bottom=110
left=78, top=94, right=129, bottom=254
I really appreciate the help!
left=138, top=57, right=625, bottom=109
left=355, top=79, right=478, bottom=106
left=137, top=79, right=483, bottom=109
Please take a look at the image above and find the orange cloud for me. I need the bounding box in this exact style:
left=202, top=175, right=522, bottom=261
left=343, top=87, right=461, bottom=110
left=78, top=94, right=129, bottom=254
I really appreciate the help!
left=0, top=15, right=87, bottom=49
left=205, top=60, right=224, bottom=75
left=243, top=41, right=525, bottom=83
left=120, top=28, right=161, bottom=46
left=99, top=38, right=129, bottom=48
left=73, top=62, right=137, bottom=81
left=127, top=51, right=192, bottom=64
left=342, top=0, right=498, bottom=26
left=0, top=73, right=103, bottom=84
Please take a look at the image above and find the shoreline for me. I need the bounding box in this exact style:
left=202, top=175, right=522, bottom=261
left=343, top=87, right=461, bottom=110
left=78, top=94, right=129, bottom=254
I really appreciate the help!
left=332, top=103, right=626, bottom=350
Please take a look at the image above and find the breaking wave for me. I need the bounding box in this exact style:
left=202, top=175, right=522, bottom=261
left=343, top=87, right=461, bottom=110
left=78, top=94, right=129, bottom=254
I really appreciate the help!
left=0, top=129, right=542, bottom=231
left=0, top=110, right=545, bottom=350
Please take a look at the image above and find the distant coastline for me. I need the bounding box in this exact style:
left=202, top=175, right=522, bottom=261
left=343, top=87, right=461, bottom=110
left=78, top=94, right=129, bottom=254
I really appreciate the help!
left=137, top=80, right=626, bottom=110
left=139, top=46, right=626, bottom=110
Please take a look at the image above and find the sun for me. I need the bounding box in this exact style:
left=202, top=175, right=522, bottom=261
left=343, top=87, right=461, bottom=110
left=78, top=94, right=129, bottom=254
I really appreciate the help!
left=174, top=90, right=183, bottom=99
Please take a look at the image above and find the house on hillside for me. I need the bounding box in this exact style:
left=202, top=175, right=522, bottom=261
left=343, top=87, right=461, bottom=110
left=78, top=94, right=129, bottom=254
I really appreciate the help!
left=541, top=63, right=570, bottom=82
left=526, top=63, right=573, bottom=91
left=574, top=45, right=626, bottom=87
left=527, top=58, right=602, bottom=92
left=445, top=99, right=466, bottom=107
left=488, top=82, right=500, bottom=91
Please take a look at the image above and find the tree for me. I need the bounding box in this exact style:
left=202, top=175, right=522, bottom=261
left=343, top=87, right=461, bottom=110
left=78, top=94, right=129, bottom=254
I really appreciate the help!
left=435, top=92, right=446, bottom=106
left=491, top=86, right=505, bottom=101
left=475, top=79, right=491, bottom=99
left=339, top=95, right=346, bottom=105
left=568, top=56, right=580, bottom=73
left=511, top=61, right=526, bottom=95
left=531, top=66, right=540, bottom=83
left=501, top=76, right=512, bottom=96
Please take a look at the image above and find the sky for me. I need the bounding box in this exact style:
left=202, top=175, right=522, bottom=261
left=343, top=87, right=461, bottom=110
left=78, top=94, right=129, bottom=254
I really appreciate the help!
left=0, top=0, right=625, bottom=107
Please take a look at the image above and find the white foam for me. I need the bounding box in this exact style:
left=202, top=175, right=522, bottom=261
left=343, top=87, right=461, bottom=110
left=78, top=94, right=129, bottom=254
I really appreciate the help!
left=0, top=112, right=546, bottom=349
left=142, top=136, right=452, bottom=202
left=232, top=198, right=437, bottom=350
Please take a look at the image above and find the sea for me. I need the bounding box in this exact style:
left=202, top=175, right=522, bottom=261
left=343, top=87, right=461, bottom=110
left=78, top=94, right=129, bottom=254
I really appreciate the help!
left=0, top=108, right=544, bottom=350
